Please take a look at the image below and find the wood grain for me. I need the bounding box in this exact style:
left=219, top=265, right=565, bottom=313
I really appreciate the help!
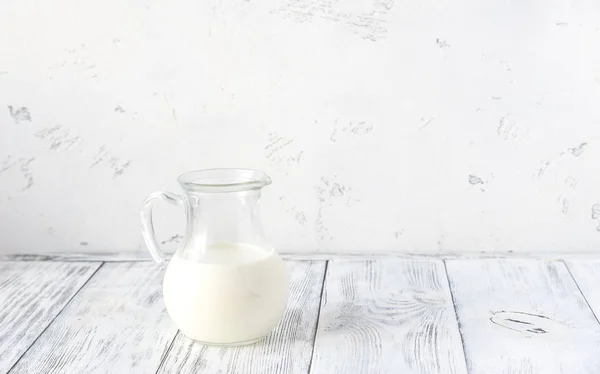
left=310, top=260, right=467, bottom=374
left=0, top=261, right=100, bottom=374
left=8, top=262, right=178, bottom=374
left=157, top=260, right=327, bottom=374
left=446, top=259, right=600, bottom=374
left=564, top=259, right=600, bottom=323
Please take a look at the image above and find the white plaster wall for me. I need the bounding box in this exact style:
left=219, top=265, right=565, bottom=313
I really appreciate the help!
left=1, top=0, right=600, bottom=255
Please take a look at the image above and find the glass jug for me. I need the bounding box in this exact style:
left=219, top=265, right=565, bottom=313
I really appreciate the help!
left=140, top=168, right=289, bottom=345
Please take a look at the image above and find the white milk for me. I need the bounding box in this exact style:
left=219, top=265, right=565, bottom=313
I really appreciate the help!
left=162, top=243, right=289, bottom=345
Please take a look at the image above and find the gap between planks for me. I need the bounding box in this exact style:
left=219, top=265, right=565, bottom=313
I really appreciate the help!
left=7, top=262, right=178, bottom=374
left=562, top=259, right=600, bottom=327
left=306, top=260, right=329, bottom=374
left=0, top=261, right=103, bottom=374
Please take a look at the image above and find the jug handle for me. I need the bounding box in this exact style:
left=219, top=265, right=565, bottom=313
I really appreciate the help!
left=140, top=191, right=185, bottom=263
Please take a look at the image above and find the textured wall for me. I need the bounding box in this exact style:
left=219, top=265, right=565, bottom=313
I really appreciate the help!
left=1, top=0, right=600, bottom=255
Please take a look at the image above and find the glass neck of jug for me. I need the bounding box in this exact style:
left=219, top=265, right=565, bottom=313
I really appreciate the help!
left=175, top=169, right=272, bottom=261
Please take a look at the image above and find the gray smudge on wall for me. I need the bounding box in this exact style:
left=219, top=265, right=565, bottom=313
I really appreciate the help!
left=500, top=60, right=512, bottom=72
left=35, top=126, right=81, bottom=151
left=536, top=160, right=550, bottom=179
left=558, top=196, right=569, bottom=215
left=265, top=132, right=303, bottom=172
left=293, top=210, right=307, bottom=225
left=35, top=126, right=61, bottom=139
left=265, top=132, right=293, bottom=158
left=592, top=204, right=600, bottom=232
left=47, top=43, right=100, bottom=79
left=330, top=120, right=374, bottom=142
left=436, top=38, right=450, bottom=48
left=271, top=0, right=395, bottom=41
left=112, top=159, right=131, bottom=178
left=564, top=176, right=579, bottom=189
left=468, top=174, right=487, bottom=191
left=90, top=146, right=109, bottom=168
left=7, top=106, right=31, bottom=124
left=315, top=176, right=356, bottom=205
left=468, top=175, right=484, bottom=185
left=568, top=142, right=587, bottom=157
left=344, top=121, right=373, bottom=135
left=19, top=158, right=35, bottom=190
left=314, top=176, right=360, bottom=242
left=419, top=117, right=434, bottom=130
left=497, top=115, right=519, bottom=140
left=534, top=143, right=588, bottom=181
left=279, top=196, right=307, bottom=225
left=0, top=156, right=17, bottom=173
left=90, top=146, right=132, bottom=178
left=314, top=207, right=331, bottom=241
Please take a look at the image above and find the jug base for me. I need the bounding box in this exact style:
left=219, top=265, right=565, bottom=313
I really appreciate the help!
left=184, top=334, right=269, bottom=347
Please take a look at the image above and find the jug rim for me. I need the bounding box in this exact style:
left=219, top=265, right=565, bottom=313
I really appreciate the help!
left=178, top=168, right=272, bottom=193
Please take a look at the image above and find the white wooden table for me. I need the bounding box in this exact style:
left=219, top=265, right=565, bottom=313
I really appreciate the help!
left=1, top=255, right=600, bottom=373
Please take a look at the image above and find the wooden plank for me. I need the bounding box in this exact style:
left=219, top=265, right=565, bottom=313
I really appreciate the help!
left=564, top=259, right=600, bottom=323
left=310, top=260, right=467, bottom=374
left=446, top=259, right=600, bottom=374
left=157, top=260, right=327, bottom=374
left=8, top=262, right=178, bottom=374
left=0, top=261, right=100, bottom=374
